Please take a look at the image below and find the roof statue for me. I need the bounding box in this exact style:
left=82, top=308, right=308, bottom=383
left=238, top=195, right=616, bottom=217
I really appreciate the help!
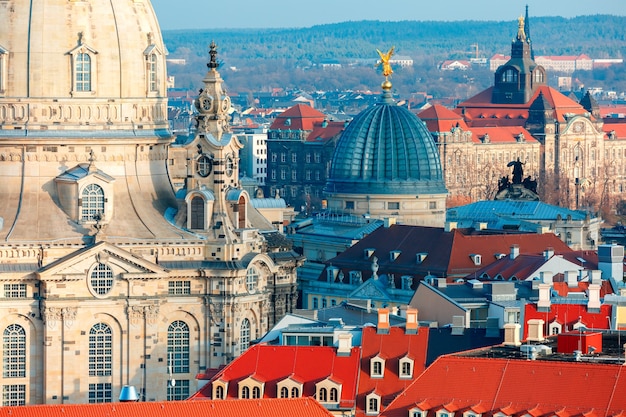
left=376, top=46, right=395, bottom=88
left=495, top=158, right=538, bottom=201
left=208, top=40, right=219, bottom=69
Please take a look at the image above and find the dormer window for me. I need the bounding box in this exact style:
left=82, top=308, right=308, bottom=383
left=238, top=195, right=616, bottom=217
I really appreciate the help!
left=399, top=356, right=414, bottom=379
left=470, top=254, right=482, bottom=266
left=67, top=36, right=98, bottom=96
left=366, top=392, right=381, bottom=415
left=549, top=321, right=562, bottom=335
left=315, top=379, right=341, bottom=405
left=212, top=381, right=227, bottom=400
left=81, top=184, right=105, bottom=222
left=410, top=408, right=426, bottom=417
left=501, top=68, right=518, bottom=83
left=143, top=41, right=163, bottom=95
left=370, top=356, right=385, bottom=378
left=238, top=376, right=264, bottom=399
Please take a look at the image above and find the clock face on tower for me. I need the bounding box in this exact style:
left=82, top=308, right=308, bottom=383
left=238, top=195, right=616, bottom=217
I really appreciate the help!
left=197, top=154, right=213, bottom=177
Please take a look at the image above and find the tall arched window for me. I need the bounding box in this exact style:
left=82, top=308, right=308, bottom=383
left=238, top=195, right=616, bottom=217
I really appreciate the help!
left=168, top=321, right=189, bottom=374
left=215, top=385, right=224, bottom=399
left=280, top=386, right=288, bottom=398
left=241, top=386, right=250, bottom=399
left=190, top=196, right=204, bottom=230
left=81, top=184, right=104, bottom=221
left=240, top=319, right=250, bottom=352
left=148, top=53, right=157, bottom=92
left=329, top=387, right=338, bottom=402
left=291, top=387, right=299, bottom=398
left=318, top=387, right=328, bottom=402
left=252, top=386, right=261, bottom=399
left=75, top=53, right=91, bottom=92
left=89, top=323, right=112, bottom=377
left=3, top=324, right=25, bottom=378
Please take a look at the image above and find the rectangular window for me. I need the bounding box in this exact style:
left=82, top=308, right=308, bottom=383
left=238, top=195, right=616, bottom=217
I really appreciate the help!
left=306, top=170, right=312, bottom=180
left=345, top=201, right=354, bottom=210
left=2, top=385, right=25, bottom=406
left=148, top=53, right=158, bottom=92
left=75, top=53, right=91, bottom=92
left=280, top=169, right=286, bottom=180
left=167, top=379, right=189, bottom=401
left=280, top=153, right=286, bottom=162
left=388, top=202, right=400, bottom=210
left=271, top=170, right=276, bottom=180
left=291, top=171, right=297, bottom=181
left=168, top=281, right=191, bottom=295
left=271, top=153, right=277, bottom=162
left=429, top=201, right=437, bottom=210
left=306, top=153, right=311, bottom=163
left=314, top=153, right=321, bottom=163
left=3, top=284, right=26, bottom=298
left=88, top=383, right=112, bottom=403
left=292, top=154, right=297, bottom=163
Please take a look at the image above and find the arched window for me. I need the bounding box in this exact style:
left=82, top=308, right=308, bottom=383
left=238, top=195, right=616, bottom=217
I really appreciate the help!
left=501, top=68, right=518, bottom=83
left=252, top=386, right=261, bottom=399
left=215, top=385, right=224, bottom=400
left=90, top=263, right=113, bottom=295
left=329, top=387, right=338, bottom=402
left=89, top=323, right=112, bottom=377
left=190, top=196, right=205, bottom=230
left=241, top=386, right=250, bottom=399
left=148, top=53, right=157, bottom=92
left=240, top=319, right=251, bottom=352
left=246, top=267, right=258, bottom=293
left=280, top=386, right=289, bottom=398
left=81, top=184, right=105, bottom=221
left=76, top=53, right=91, bottom=91
left=318, top=387, right=328, bottom=402
left=533, top=70, right=544, bottom=84
left=168, top=321, right=189, bottom=373
left=3, top=324, right=25, bottom=378
left=291, top=387, right=299, bottom=398
left=368, top=397, right=379, bottom=413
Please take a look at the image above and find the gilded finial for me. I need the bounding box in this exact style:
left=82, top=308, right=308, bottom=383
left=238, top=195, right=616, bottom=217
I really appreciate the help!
left=376, top=46, right=395, bottom=89
left=517, top=16, right=526, bottom=41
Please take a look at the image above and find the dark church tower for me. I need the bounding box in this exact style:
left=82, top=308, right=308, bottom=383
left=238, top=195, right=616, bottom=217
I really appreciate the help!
left=492, top=14, right=546, bottom=104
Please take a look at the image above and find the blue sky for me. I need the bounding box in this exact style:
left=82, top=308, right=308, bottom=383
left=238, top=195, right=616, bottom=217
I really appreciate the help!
left=151, top=0, right=626, bottom=30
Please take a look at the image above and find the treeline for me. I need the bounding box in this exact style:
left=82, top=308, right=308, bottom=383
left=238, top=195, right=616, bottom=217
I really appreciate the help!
left=162, top=16, right=626, bottom=94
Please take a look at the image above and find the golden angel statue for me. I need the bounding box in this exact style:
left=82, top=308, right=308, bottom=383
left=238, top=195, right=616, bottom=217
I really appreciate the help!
left=377, top=46, right=395, bottom=78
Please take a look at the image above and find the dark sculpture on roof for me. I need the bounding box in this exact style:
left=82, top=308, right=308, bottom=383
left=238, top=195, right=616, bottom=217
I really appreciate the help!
left=496, top=159, right=539, bottom=201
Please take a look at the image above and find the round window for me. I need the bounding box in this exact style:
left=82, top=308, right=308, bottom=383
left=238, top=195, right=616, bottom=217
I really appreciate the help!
left=90, top=263, right=114, bottom=296
left=197, top=154, right=213, bottom=177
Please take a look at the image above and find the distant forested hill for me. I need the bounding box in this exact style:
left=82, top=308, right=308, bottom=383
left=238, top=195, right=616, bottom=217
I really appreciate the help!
left=162, top=16, right=626, bottom=94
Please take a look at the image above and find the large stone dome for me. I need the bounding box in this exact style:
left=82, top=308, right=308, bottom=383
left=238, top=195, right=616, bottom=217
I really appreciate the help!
left=325, top=88, right=446, bottom=195
left=0, top=0, right=169, bottom=135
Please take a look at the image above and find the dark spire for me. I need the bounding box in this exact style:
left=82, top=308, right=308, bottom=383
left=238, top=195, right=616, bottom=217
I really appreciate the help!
left=525, top=5, right=534, bottom=60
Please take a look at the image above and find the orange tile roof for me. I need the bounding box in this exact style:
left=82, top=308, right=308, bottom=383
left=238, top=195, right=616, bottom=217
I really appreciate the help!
left=523, top=303, right=612, bottom=339
left=305, top=120, right=346, bottom=143
left=189, top=344, right=360, bottom=407
left=417, top=104, right=469, bottom=133
left=457, top=86, right=589, bottom=126
left=0, top=398, right=334, bottom=417
left=355, top=326, right=429, bottom=417
left=381, top=355, right=626, bottom=417
left=269, top=104, right=327, bottom=131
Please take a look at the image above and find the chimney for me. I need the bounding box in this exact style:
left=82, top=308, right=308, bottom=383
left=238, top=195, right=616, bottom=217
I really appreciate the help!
left=405, top=308, right=418, bottom=334
left=384, top=217, right=397, bottom=228
left=451, top=315, right=465, bottom=335
left=445, top=221, right=458, bottom=232
left=510, top=244, right=519, bottom=260
left=565, top=270, right=578, bottom=288
left=589, top=270, right=602, bottom=284
left=543, top=247, right=554, bottom=260
left=527, top=319, right=545, bottom=342
left=598, top=244, right=624, bottom=282
left=377, top=308, right=390, bottom=334
left=503, top=323, right=521, bottom=346
left=537, top=283, right=552, bottom=312
left=337, top=333, right=353, bottom=356
left=540, top=271, right=553, bottom=284
left=587, top=283, right=601, bottom=312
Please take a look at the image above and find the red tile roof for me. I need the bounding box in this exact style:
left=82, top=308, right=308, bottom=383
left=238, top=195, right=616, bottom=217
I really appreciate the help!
left=305, top=120, right=346, bottom=143
left=457, top=86, right=590, bottom=126
left=189, top=344, right=360, bottom=408
left=417, top=105, right=468, bottom=133
left=324, top=225, right=572, bottom=284
left=269, top=104, right=327, bottom=131
left=381, top=355, right=626, bottom=417
left=524, top=303, right=612, bottom=338
left=355, top=326, right=429, bottom=417
left=0, top=398, right=334, bottom=417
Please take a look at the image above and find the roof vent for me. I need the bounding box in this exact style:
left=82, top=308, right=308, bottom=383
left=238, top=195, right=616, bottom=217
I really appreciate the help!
left=469, top=254, right=482, bottom=266
left=390, top=250, right=401, bottom=261
left=416, top=253, right=428, bottom=264
left=119, top=385, right=139, bottom=402
left=364, top=248, right=375, bottom=259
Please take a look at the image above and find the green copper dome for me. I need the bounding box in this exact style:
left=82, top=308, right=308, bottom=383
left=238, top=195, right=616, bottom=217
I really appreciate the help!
left=325, top=90, right=447, bottom=195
